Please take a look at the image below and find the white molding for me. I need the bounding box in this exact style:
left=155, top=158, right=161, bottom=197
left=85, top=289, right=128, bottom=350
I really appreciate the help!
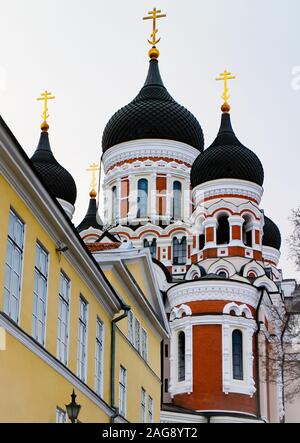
left=102, top=139, right=199, bottom=173
left=168, top=280, right=259, bottom=310
left=0, top=313, right=114, bottom=417
left=262, top=246, right=281, bottom=266
left=222, top=317, right=256, bottom=397
left=192, top=178, right=264, bottom=205
left=160, top=410, right=207, bottom=423
left=57, top=199, right=75, bottom=220
left=169, top=324, right=193, bottom=397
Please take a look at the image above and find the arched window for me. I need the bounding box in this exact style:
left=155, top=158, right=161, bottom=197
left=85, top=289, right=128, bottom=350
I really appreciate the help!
left=143, top=238, right=157, bottom=259
left=232, top=330, right=244, bottom=380
left=243, top=216, right=253, bottom=247
left=137, top=179, right=148, bottom=218
left=173, top=237, right=187, bottom=265
left=199, top=234, right=205, bottom=251
left=112, top=186, right=118, bottom=224
left=178, top=331, right=185, bottom=382
left=172, top=181, right=182, bottom=220
left=217, top=216, right=230, bottom=245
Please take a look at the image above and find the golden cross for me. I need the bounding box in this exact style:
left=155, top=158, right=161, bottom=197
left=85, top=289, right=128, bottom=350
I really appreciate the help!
left=86, top=163, right=100, bottom=195
left=143, top=7, right=166, bottom=46
left=37, top=90, right=55, bottom=123
left=216, top=70, right=236, bottom=104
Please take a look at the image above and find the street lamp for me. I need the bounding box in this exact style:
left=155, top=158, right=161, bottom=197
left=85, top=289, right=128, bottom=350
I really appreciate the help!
left=66, top=389, right=81, bottom=423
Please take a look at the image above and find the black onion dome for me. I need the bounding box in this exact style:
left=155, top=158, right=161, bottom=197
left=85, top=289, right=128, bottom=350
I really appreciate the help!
left=31, top=131, right=77, bottom=205
left=102, top=59, right=204, bottom=151
left=191, top=112, right=264, bottom=188
left=77, top=197, right=103, bottom=233
left=262, top=216, right=281, bottom=250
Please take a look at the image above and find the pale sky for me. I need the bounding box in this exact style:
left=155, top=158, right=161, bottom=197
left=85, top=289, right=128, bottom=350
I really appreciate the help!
left=0, top=0, right=299, bottom=280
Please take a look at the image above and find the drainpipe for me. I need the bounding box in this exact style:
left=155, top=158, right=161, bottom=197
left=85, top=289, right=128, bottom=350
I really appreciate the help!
left=111, top=304, right=131, bottom=422
left=254, top=287, right=265, bottom=420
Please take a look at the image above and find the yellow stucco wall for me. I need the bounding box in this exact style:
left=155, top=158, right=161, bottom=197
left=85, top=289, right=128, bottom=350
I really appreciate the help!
left=0, top=176, right=113, bottom=408
left=0, top=332, right=110, bottom=423
left=0, top=175, right=164, bottom=423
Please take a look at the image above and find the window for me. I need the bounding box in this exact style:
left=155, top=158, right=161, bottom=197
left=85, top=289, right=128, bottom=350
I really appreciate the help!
left=148, top=396, right=154, bottom=423
left=95, top=317, right=104, bottom=396
left=32, top=243, right=48, bottom=345
left=143, top=238, right=157, bottom=259
left=128, top=310, right=134, bottom=344
left=141, top=388, right=146, bottom=423
left=77, top=296, right=88, bottom=381
left=199, top=234, right=205, bottom=251
left=172, top=181, right=182, bottom=220
left=3, top=209, right=25, bottom=323
left=243, top=216, right=253, bottom=247
left=56, top=408, right=67, bottom=423
left=218, top=269, right=228, bottom=278
left=232, top=330, right=244, bottom=380
left=112, top=186, right=118, bottom=224
left=216, top=216, right=230, bottom=245
left=173, top=237, right=187, bottom=265
left=57, top=272, right=70, bottom=365
left=165, top=344, right=169, bottom=358
left=119, top=366, right=127, bottom=418
left=142, top=328, right=148, bottom=361
left=164, top=378, right=169, bottom=393
left=178, top=331, right=186, bottom=382
left=137, top=179, right=148, bottom=218
left=135, top=318, right=141, bottom=353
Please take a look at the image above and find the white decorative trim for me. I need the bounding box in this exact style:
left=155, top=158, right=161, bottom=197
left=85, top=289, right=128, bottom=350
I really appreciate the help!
left=169, top=324, right=193, bottom=397
left=160, top=410, right=207, bottom=423
left=262, top=246, right=281, bottom=266
left=170, top=304, right=192, bottom=321
left=222, top=317, right=256, bottom=397
left=0, top=313, right=114, bottom=417
left=102, top=139, right=199, bottom=173
left=168, top=280, right=259, bottom=310
left=208, top=260, right=237, bottom=277
left=223, top=302, right=253, bottom=319
left=192, top=178, right=264, bottom=206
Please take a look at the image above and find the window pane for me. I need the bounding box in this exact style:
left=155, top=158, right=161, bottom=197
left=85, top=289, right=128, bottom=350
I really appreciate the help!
left=137, top=179, right=148, bottom=218
left=232, top=330, right=244, bottom=380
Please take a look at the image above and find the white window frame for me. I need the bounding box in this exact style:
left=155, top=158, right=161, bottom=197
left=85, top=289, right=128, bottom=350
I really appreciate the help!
left=119, top=366, right=127, bottom=418
left=3, top=209, right=25, bottom=324
left=56, top=407, right=68, bottom=423
left=32, top=242, right=49, bottom=346
left=77, top=295, right=89, bottom=382
left=148, top=396, right=154, bottom=423
left=57, top=272, right=70, bottom=365
left=135, top=318, right=141, bottom=353
left=141, top=388, right=146, bottom=423
left=95, top=317, right=104, bottom=397
left=142, top=328, right=148, bottom=361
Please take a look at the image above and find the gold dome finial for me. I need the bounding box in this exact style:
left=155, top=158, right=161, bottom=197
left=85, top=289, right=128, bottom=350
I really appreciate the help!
left=86, top=163, right=100, bottom=199
left=37, top=90, right=55, bottom=132
left=143, top=7, right=166, bottom=59
left=216, top=70, right=236, bottom=113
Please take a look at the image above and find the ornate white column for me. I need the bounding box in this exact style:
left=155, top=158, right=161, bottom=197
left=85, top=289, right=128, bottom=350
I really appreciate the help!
left=128, top=175, right=136, bottom=222
left=228, top=215, right=244, bottom=246
left=166, top=174, right=171, bottom=222
left=203, top=217, right=217, bottom=248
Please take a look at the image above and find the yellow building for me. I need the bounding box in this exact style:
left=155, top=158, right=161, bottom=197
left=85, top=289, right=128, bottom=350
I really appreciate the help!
left=0, top=113, right=168, bottom=423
